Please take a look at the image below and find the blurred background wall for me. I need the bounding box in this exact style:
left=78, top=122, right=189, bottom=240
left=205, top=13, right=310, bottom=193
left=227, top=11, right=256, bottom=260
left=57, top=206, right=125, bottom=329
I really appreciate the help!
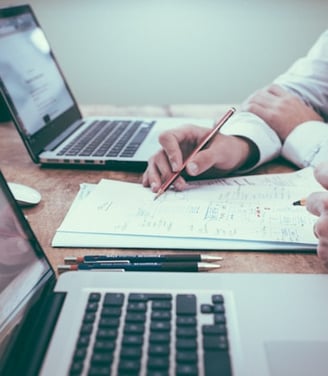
left=2, top=0, right=327, bottom=105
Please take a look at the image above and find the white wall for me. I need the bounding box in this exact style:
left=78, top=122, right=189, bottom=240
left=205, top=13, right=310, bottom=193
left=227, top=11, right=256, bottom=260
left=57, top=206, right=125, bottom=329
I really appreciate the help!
left=2, top=0, right=327, bottom=105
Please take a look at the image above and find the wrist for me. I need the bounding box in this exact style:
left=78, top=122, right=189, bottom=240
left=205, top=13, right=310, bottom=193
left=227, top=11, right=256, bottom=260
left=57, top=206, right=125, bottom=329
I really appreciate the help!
left=236, top=136, right=260, bottom=170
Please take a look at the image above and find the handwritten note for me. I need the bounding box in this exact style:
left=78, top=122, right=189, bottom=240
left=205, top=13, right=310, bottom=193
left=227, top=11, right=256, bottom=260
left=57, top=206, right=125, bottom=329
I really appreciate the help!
left=53, top=168, right=323, bottom=250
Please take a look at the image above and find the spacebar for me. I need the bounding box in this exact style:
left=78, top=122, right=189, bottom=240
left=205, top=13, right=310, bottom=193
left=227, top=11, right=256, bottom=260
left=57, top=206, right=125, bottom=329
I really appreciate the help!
left=204, top=351, right=232, bottom=376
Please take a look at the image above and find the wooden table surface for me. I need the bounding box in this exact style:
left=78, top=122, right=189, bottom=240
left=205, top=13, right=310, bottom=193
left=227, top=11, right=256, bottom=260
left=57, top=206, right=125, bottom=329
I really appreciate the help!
left=1, top=104, right=327, bottom=275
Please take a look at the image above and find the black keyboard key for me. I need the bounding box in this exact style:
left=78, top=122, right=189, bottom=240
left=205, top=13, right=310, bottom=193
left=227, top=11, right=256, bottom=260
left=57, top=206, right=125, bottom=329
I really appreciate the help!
left=214, top=313, right=226, bottom=324
left=124, top=323, right=145, bottom=335
left=148, top=344, right=170, bottom=357
left=118, top=359, right=141, bottom=373
left=120, top=346, right=142, bottom=359
left=212, top=294, right=224, bottom=304
left=176, top=351, right=198, bottom=364
left=176, top=327, right=197, bottom=338
left=152, top=301, right=172, bottom=311
left=127, top=302, right=147, bottom=312
left=151, top=311, right=171, bottom=321
left=150, top=321, right=171, bottom=332
left=149, top=332, right=170, bottom=344
left=90, top=352, right=113, bottom=365
left=176, top=294, right=197, bottom=316
left=204, top=351, right=232, bottom=376
left=202, top=324, right=227, bottom=335
left=147, top=357, right=169, bottom=370
left=98, top=317, right=120, bottom=328
left=93, top=340, right=115, bottom=352
left=96, top=328, right=118, bottom=340
left=88, top=365, right=111, bottom=376
left=176, top=338, right=197, bottom=351
left=176, top=316, right=197, bottom=326
left=176, top=363, right=198, bottom=375
left=103, top=292, right=124, bottom=306
left=125, top=312, right=146, bottom=323
left=203, top=335, right=229, bottom=351
left=200, top=304, right=213, bottom=314
left=101, top=306, right=121, bottom=317
left=122, top=334, right=144, bottom=347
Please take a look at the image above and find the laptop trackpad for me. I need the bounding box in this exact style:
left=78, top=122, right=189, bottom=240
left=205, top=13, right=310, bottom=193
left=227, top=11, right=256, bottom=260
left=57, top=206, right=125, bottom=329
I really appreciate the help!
left=265, top=341, right=328, bottom=376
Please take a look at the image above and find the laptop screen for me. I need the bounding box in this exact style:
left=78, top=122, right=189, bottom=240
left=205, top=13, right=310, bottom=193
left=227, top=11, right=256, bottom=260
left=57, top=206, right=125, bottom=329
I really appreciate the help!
left=0, top=10, right=74, bottom=137
left=0, top=5, right=82, bottom=161
left=0, top=170, right=52, bottom=363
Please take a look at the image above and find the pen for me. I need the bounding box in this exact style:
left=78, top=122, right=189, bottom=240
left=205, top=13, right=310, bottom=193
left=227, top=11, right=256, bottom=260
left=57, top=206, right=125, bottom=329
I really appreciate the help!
left=58, top=262, right=221, bottom=272
left=293, top=198, right=307, bottom=206
left=154, top=107, right=236, bottom=200
left=64, top=254, right=223, bottom=264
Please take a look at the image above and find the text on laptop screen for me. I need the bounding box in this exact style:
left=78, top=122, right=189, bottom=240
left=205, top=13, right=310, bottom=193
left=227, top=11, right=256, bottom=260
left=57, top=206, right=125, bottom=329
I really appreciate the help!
left=0, top=180, right=50, bottom=359
left=0, top=12, right=74, bottom=136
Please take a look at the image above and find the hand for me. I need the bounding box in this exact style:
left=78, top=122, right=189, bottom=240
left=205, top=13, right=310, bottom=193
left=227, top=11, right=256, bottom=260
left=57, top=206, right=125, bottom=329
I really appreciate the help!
left=142, top=124, right=258, bottom=192
left=306, top=162, right=328, bottom=261
left=242, top=84, right=323, bottom=141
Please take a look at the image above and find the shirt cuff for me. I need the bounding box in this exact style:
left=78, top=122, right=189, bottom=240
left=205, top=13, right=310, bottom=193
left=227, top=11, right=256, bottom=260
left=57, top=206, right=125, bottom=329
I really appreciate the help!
left=282, top=121, right=328, bottom=168
left=221, top=111, right=282, bottom=171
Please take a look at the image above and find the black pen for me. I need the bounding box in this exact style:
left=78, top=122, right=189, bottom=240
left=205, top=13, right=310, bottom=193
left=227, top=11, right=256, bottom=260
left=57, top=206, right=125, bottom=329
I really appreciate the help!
left=64, top=254, right=223, bottom=264
left=58, top=262, right=221, bottom=272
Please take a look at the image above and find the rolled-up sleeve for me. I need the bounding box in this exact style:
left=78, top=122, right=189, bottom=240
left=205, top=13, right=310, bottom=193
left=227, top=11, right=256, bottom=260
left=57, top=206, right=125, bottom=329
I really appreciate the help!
left=221, top=111, right=282, bottom=171
left=272, top=29, right=328, bottom=167
left=282, top=121, right=328, bottom=168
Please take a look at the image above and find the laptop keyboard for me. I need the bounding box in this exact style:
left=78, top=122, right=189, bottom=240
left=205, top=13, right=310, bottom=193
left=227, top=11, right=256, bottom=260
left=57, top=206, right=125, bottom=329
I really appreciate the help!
left=57, top=120, right=155, bottom=158
left=69, top=291, right=232, bottom=375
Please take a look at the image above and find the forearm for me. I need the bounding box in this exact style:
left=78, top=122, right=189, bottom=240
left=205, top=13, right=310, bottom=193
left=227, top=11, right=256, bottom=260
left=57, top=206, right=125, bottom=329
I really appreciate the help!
left=221, top=111, right=282, bottom=172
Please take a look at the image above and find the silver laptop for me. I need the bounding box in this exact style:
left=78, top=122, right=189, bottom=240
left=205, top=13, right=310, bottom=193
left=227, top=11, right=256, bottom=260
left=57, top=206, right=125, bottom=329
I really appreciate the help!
left=0, top=4, right=212, bottom=170
left=1, top=170, right=328, bottom=376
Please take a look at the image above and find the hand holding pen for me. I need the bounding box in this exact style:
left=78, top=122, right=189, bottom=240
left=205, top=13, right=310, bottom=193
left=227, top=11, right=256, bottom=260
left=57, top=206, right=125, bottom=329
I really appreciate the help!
left=154, top=108, right=236, bottom=200
left=142, top=107, right=244, bottom=198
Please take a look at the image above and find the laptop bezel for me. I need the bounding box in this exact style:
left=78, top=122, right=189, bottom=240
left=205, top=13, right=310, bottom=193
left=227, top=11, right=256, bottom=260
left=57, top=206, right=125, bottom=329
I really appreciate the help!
left=0, top=4, right=83, bottom=163
left=0, top=168, right=62, bottom=375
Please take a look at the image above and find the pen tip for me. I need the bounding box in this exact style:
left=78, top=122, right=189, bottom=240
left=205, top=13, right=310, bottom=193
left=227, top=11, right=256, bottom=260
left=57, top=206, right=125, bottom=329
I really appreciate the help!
left=199, top=262, right=221, bottom=271
left=153, top=189, right=164, bottom=201
left=292, top=199, right=306, bottom=206
left=201, top=255, right=223, bottom=262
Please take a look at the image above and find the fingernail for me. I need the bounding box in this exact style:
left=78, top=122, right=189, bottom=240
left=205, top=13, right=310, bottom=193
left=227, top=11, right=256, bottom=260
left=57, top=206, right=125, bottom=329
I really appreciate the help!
left=150, top=182, right=158, bottom=192
left=187, top=162, right=198, bottom=175
left=171, top=161, right=178, bottom=172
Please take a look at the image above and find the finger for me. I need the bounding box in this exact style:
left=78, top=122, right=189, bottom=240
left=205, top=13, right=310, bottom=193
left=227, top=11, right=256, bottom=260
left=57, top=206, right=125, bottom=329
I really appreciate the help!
left=266, top=84, right=288, bottom=97
left=158, top=125, right=206, bottom=172
left=142, top=152, right=188, bottom=192
left=314, top=214, right=328, bottom=261
left=142, top=151, right=171, bottom=191
left=306, top=192, right=328, bottom=216
left=185, top=134, right=242, bottom=176
left=314, top=162, right=328, bottom=189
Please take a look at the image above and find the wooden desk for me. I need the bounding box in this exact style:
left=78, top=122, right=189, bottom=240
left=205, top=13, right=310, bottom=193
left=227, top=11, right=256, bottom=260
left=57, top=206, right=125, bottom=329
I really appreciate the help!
left=1, top=105, right=327, bottom=274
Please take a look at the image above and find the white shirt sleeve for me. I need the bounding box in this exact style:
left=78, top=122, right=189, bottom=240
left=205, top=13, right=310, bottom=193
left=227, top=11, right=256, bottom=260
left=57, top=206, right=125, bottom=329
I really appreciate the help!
left=274, top=30, right=328, bottom=121
left=221, top=111, right=282, bottom=171
left=273, top=30, right=328, bottom=166
left=282, top=121, right=328, bottom=168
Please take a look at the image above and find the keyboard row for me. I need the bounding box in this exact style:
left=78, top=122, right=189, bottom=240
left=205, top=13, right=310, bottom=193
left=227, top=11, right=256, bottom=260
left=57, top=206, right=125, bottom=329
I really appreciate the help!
left=57, top=120, right=154, bottom=158
left=69, top=292, right=232, bottom=376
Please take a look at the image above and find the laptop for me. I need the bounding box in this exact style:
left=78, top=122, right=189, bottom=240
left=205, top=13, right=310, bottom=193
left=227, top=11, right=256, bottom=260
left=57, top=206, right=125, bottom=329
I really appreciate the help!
left=0, top=4, right=213, bottom=170
left=1, top=170, right=328, bottom=376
